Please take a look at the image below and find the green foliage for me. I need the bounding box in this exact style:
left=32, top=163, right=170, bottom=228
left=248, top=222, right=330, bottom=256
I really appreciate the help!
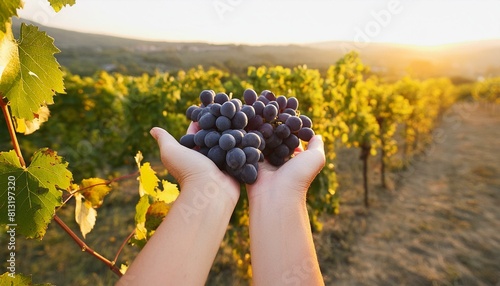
left=0, top=149, right=72, bottom=239
left=473, top=77, right=500, bottom=103
left=1, top=24, right=64, bottom=120
left=0, top=272, right=53, bottom=286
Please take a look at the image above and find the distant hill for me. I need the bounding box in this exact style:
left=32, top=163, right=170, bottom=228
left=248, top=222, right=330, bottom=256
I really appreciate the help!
left=12, top=18, right=500, bottom=80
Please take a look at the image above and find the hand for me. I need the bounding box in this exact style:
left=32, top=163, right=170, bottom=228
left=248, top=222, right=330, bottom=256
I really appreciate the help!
left=245, top=135, right=326, bottom=286
left=246, top=135, right=326, bottom=204
left=150, top=123, right=240, bottom=204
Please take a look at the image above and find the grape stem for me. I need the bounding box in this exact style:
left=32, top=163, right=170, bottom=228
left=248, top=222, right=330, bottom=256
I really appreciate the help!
left=53, top=214, right=123, bottom=277
left=0, top=96, right=26, bottom=167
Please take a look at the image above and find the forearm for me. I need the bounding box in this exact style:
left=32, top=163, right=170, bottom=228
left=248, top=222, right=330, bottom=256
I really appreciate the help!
left=249, top=193, right=324, bottom=286
left=118, top=181, right=238, bottom=286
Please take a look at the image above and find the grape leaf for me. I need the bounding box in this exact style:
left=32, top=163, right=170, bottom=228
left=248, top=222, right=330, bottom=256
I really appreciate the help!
left=156, top=180, right=179, bottom=204
left=0, top=148, right=73, bottom=239
left=14, top=105, right=50, bottom=135
left=0, top=1, right=23, bottom=33
left=48, top=0, right=76, bottom=12
left=133, top=195, right=150, bottom=242
left=0, top=22, right=17, bottom=83
left=138, top=162, right=158, bottom=197
left=145, top=201, right=170, bottom=231
left=80, top=177, right=112, bottom=208
left=0, top=23, right=64, bottom=121
left=74, top=192, right=97, bottom=238
left=0, top=272, right=54, bottom=286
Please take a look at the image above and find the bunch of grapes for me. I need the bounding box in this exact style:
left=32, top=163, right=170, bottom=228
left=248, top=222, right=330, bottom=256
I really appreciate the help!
left=179, top=88, right=315, bottom=184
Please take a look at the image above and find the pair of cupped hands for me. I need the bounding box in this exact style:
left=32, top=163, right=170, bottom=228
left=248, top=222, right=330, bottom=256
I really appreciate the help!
left=150, top=122, right=326, bottom=206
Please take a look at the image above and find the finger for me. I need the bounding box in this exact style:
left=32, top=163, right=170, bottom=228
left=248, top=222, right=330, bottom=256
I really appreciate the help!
left=150, top=127, right=203, bottom=182
left=283, top=135, right=325, bottom=183
left=186, top=121, right=200, bottom=134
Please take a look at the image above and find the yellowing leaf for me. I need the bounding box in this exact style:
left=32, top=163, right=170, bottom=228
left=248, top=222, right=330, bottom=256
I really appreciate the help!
left=0, top=272, right=54, bottom=286
left=156, top=180, right=179, bottom=204
left=138, top=162, right=158, bottom=197
left=14, top=105, right=51, bottom=135
left=74, top=193, right=97, bottom=238
left=48, top=0, right=76, bottom=12
left=80, top=177, right=112, bottom=208
left=0, top=1, right=23, bottom=33
left=134, top=151, right=143, bottom=169
left=1, top=24, right=64, bottom=120
left=145, top=201, right=170, bottom=231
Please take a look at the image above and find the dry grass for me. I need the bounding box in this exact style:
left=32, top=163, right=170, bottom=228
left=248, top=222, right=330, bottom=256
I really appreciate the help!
left=316, top=102, right=500, bottom=285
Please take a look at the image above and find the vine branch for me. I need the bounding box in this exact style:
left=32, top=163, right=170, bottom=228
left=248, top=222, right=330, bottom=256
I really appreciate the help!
left=113, top=229, right=136, bottom=265
left=0, top=96, right=26, bottom=167
left=57, top=170, right=139, bottom=211
left=53, top=214, right=123, bottom=277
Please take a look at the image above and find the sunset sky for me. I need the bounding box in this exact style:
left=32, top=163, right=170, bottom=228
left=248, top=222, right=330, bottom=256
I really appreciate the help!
left=17, top=0, right=500, bottom=46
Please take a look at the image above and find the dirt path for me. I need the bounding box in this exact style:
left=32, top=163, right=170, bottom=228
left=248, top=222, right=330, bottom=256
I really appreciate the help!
left=321, top=102, right=500, bottom=285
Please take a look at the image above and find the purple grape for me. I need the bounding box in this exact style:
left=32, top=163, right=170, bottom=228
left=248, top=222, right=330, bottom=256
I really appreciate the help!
left=276, top=95, right=287, bottom=111
left=240, top=164, right=258, bottom=184
left=216, top=116, right=231, bottom=131
left=219, top=133, right=236, bottom=151
left=263, top=104, right=278, bottom=122
left=284, top=134, right=300, bottom=150
left=242, top=132, right=261, bottom=148
left=276, top=124, right=291, bottom=139
left=243, top=147, right=260, bottom=164
left=198, top=113, right=216, bottom=130
left=231, top=111, right=248, bottom=129
left=186, top=105, right=199, bottom=120
left=243, top=88, right=258, bottom=105
left=180, top=134, right=196, bottom=149
left=253, top=101, right=265, bottom=116
left=258, top=123, right=274, bottom=138
left=204, top=131, right=221, bottom=148
left=226, top=148, right=246, bottom=170
left=194, top=129, right=210, bottom=147
left=286, top=97, right=299, bottom=110
left=214, top=92, right=230, bottom=104
left=199, top=90, right=214, bottom=106
left=220, top=101, right=236, bottom=119
left=297, top=127, right=315, bottom=141
left=274, top=144, right=290, bottom=158
left=299, top=115, right=313, bottom=128
left=241, top=105, right=256, bottom=120
left=208, top=145, right=226, bottom=168
left=285, top=116, right=302, bottom=132
left=209, top=103, right=222, bottom=116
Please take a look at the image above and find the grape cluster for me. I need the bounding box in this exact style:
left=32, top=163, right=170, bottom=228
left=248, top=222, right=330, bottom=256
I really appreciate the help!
left=179, top=88, right=315, bottom=184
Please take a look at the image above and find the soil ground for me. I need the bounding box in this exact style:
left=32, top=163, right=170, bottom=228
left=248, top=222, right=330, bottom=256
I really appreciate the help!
left=317, top=102, right=500, bottom=286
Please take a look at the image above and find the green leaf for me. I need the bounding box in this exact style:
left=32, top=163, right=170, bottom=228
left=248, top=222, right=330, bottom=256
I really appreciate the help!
left=0, top=23, right=64, bottom=120
left=0, top=148, right=73, bottom=239
left=0, top=272, right=54, bottom=285
left=48, top=0, right=76, bottom=12
left=0, top=1, right=23, bottom=34
left=74, top=192, right=97, bottom=238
